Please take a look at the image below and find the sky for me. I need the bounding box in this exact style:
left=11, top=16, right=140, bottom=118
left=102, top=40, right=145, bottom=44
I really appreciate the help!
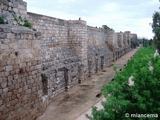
left=25, top=0, right=160, bottom=39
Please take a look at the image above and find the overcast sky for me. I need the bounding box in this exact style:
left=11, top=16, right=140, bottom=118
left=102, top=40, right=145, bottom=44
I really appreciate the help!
left=25, top=0, right=159, bottom=39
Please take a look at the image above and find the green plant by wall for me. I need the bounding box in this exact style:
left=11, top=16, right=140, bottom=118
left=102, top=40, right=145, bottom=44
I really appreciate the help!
left=14, top=17, right=18, bottom=22
left=32, top=28, right=37, bottom=31
left=23, top=20, right=31, bottom=28
left=86, top=47, right=159, bottom=120
left=0, top=16, right=5, bottom=24
left=102, top=25, right=111, bottom=30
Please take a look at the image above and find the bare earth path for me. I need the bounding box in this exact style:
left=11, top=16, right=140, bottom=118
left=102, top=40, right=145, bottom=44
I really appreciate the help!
left=37, top=48, right=139, bottom=120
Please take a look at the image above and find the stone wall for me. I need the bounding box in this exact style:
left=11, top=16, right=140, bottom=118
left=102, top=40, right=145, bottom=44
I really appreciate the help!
left=117, top=32, right=124, bottom=48
left=0, top=0, right=137, bottom=119
left=0, top=24, right=46, bottom=120
left=87, top=26, right=113, bottom=74
left=0, top=0, right=27, bottom=25
left=27, top=13, right=85, bottom=98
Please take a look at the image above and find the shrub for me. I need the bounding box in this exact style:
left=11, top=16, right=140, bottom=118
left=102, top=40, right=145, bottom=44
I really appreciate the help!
left=0, top=16, right=5, bottom=24
left=14, top=17, right=18, bottom=22
left=86, top=48, right=160, bottom=120
left=23, top=20, right=31, bottom=28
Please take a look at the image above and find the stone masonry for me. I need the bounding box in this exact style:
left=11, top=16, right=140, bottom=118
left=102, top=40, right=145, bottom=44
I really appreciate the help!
left=0, top=0, right=137, bottom=119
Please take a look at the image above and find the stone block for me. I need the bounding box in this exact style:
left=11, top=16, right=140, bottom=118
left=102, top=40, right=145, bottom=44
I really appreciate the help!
left=0, top=28, right=3, bottom=32
left=0, top=105, right=5, bottom=112
left=3, top=5, right=8, bottom=10
left=0, top=89, right=2, bottom=94
left=13, top=3, right=18, bottom=8
left=8, top=76, right=13, bottom=81
left=12, top=80, right=17, bottom=85
left=3, top=87, right=8, bottom=93
left=10, top=99, right=18, bottom=106
left=0, top=77, right=2, bottom=82
left=0, top=100, right=2, bottom=106
left=0, top=32, right=7, bottom=39
left=1, top=82, right=7, bottom=88
left=7, top=92, right=12, bottom=97
left=25, top=89, right=31, bottom=94
left=3, top=28, right=11, bottom=33
left=13, top=8, right=18, bottom=13
left=6, top=66, right=13, bottom=72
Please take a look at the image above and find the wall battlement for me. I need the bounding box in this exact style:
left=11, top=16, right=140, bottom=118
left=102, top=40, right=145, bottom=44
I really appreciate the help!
left=0, top=0, right=137, bottom=120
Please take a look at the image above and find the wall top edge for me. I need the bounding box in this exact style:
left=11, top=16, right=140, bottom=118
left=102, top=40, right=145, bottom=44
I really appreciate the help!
left=0, top=24, right=36, bottom=34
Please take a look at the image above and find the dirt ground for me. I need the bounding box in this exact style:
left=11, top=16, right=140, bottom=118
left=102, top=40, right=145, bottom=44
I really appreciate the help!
left=37, top=48, right=138, bottom=120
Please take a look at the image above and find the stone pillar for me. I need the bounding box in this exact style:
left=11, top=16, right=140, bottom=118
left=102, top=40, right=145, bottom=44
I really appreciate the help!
left=68, top=20, right=88, bottom=79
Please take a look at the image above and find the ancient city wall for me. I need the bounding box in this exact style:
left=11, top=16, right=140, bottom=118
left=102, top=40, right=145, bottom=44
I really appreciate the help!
left=27, top=13, right=87, bottom=98
left=117, top=32, right=124, bottom=48
left=0, top=24, right=47, bottom=120
left=87, top=26, right=113, bottom=74
left=0, top=0, right=137, bottom=119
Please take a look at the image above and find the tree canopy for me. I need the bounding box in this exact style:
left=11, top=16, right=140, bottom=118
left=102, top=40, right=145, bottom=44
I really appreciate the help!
left=102, top=25, right=111, bottom=30
left=152, top=12, right=160, bottom=51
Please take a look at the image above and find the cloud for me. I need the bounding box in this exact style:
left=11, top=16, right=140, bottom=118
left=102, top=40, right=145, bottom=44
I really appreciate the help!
left=25, top=0, right=36, bottom=3
left=101, top=3, right=119, bottom=12
left=25, top=0, right=157, bottom=39
left=58, top=0, right=77, bottom=3
left=148, top=0, right=159, bottom=5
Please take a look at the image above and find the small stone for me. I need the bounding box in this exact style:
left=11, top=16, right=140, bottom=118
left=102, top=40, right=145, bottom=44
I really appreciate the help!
left=6, top=66, right=13, bottom=72
left=35, top=32, right=41, bottom=37
left=13, top=3, right=18, bottom=8
left=1, top=82, right=7, bottom=88
left=8, top=2, right=13, bottom=7
left=0, top=32, right=7, bottom=39
left=8, top=76, right=13, bottom=81
left=13, top=8, right=18, bottom=13
left=3, top=5, right=8, bottom=10
left=0, top=105, right=5, bottom=112
left=3, top=28, right=11, bottom=33
left=0, top=100, right=2, bottom=106
left=3, top=87, right=8, bottom=93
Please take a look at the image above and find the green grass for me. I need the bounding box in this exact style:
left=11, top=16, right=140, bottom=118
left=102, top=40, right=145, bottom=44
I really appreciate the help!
left=118, top=46, right=155, bottom=78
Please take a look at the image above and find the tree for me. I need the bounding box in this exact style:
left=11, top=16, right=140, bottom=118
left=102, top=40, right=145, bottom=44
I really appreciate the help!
left=152, top=12, right=160, bottom=51
left=102, top=25, right=111, bottom=30
left=86, top=50, right=160, bottom=120
left=131, top=39, right=139, bottom=48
